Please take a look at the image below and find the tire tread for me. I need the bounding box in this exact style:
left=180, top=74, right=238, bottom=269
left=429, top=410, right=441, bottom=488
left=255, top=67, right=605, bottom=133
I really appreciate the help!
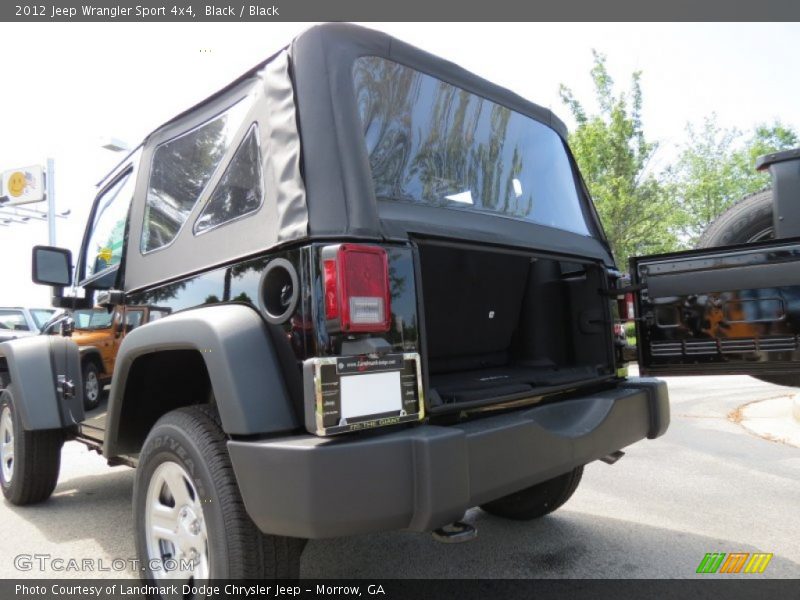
left=0, top=391, right=62, bottom=505
left=697, top=190, right=773, bottom=249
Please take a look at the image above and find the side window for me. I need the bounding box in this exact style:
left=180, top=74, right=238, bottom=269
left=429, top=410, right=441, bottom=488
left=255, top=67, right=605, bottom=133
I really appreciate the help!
left=147, top=309, right=170, bottom=323
left=30, top=309, right=55, bottom=331
left=83, top=171, right=135, bottom=280
left=141, top=99, right=250, bottom=253
left=124, top=310, right=144, bottom=332
left=194, top=124, right=263, bottom=234
left=0, top=310, right=28, bottom=331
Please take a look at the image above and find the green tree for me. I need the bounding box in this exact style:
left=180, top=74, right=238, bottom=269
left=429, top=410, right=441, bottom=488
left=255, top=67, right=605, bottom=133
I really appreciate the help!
left=674, top=117, right=798, bottom=242
left=560, top=51, right=680, bottom=268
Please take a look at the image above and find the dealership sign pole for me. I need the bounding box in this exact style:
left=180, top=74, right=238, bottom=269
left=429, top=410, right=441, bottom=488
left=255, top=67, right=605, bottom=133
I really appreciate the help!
left=46, top=158, right=56, bottom=245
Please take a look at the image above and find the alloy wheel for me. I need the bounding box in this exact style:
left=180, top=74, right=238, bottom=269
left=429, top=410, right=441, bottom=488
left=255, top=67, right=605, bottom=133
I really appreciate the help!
left=144, top=461, right=210, bottom=581
left=0, top=405, right=15, bottom=484
left=84, top=371, right=99, bottom=404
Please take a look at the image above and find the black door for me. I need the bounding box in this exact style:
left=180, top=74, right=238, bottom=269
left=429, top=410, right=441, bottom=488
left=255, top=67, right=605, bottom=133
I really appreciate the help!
left=631, top=238, right=800, bottom=376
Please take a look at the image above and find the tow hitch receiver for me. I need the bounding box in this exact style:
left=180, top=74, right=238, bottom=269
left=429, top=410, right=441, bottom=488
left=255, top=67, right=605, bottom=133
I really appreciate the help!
left=600, top=450, right=625, bottom=465
left=432, top=521, right=477, bottom=544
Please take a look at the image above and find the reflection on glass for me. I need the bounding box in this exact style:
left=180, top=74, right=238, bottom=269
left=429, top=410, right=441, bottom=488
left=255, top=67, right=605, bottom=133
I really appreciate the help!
left=85, top=172, right=135, bottom=278
left=353, top=56, right=590, bottom=235
left=195, top=124, right=263, bottom=234
left=142, top=99, right=250, bottom=253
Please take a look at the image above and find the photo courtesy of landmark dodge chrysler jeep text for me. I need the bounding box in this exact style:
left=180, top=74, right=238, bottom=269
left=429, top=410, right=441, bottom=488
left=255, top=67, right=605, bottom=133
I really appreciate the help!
left=1, top=24, right=799, bottom=584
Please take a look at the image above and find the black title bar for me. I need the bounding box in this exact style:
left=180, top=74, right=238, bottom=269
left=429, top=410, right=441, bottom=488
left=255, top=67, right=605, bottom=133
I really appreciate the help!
left=2, top=579, right=798, bottom=600
left=4, top=0, right=800, bottom=21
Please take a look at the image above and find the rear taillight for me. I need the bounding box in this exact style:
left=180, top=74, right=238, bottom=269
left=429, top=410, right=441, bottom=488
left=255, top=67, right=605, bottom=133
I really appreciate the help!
left=624, top=292, right=635, bottom=321
left=322, top=244, right=391, bottom=333
left=617, top=292, right=635, bottom=321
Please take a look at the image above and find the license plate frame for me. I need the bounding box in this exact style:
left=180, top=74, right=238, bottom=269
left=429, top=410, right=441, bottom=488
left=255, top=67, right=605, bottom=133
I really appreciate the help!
left=303, top=353, right=425, bottom=436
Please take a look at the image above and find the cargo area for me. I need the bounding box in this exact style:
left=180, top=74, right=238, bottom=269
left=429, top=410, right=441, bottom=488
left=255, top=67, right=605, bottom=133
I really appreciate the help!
left=418, top=242, right=615, bottom=409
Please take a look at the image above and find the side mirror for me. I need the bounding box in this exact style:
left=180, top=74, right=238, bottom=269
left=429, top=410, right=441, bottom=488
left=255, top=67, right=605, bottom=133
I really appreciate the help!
left=32, top=246, right=73, bottom=287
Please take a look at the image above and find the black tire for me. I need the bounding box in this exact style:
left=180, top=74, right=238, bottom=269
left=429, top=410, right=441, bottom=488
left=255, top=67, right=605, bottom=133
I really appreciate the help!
left=697, top=190, right=775, bottom=248
left=697, top=190, right=800, bottom=388
left=0, top=388, right=63, bottom=505
left=82, top=361, right=102, bottom=411
left=133, top=405, right=305, bottom=581
left=480, top=466, right=583, bottom=521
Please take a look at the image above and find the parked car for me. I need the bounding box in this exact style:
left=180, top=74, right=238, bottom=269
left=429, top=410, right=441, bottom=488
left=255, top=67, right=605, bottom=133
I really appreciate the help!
left=0, top=24, right=798, bottom=585
left=0, top=307, right=56, bottom=389
left=39, top=310, right=70, bottom=336
left=0, top=307, right=56, bottom=343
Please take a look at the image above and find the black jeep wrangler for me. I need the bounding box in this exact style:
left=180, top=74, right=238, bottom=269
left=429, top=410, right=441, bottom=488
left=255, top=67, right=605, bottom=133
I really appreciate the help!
left=1, top=24, right=799, bottom=581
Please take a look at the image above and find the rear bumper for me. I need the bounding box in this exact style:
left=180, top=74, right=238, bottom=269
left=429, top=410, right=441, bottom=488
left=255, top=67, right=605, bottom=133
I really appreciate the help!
left=228, top=377, right=668, bottom=539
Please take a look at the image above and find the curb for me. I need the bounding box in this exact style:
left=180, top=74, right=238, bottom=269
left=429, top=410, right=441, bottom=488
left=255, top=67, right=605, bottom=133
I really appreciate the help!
left=735, top=395, right=800, bottom=448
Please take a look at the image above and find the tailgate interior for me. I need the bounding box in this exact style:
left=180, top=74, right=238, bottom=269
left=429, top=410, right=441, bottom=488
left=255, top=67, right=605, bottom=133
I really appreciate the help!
left=418, top=242, right=615, bottom=409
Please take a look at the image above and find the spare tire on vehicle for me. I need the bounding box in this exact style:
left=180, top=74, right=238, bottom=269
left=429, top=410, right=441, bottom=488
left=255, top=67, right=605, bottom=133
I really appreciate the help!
left=697, top=190, right=775, bottom=248
left=697, top=190, right=800, bottom=388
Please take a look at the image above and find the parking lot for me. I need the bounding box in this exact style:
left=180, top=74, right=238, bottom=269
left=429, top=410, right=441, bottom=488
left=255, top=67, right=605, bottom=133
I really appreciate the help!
left=1, top=371, right=798, bottom=579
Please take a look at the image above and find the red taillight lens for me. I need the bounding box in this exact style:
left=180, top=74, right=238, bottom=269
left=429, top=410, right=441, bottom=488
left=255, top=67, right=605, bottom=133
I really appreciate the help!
left=324, top=260, right=339, bottom=319
left=617, top=292, right=635, bottom=321
left=323, top=244, right=391, bottom=332
left=625, top=292, right=635, bottom=321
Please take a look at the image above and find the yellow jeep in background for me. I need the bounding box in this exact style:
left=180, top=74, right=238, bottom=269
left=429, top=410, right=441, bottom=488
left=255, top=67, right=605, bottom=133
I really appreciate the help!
left=55, top=305, right=170, bottom=409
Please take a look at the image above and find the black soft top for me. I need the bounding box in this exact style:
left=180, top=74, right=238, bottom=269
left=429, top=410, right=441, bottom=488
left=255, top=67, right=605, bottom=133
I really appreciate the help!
left=111, top=24, right=615, bottom=293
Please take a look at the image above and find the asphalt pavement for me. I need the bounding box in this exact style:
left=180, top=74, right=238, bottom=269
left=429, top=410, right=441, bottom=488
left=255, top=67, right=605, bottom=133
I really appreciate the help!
left=1, top=371, right=798, bottom=579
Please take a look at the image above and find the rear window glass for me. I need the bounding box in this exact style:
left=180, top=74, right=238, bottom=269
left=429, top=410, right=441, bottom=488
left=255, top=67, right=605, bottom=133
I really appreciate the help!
left=353, top=57, right=590, bottom=236
left=142, top=100, right=250, bottom=253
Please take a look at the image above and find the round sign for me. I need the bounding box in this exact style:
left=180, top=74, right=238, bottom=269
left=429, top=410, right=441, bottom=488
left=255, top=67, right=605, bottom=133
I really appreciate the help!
left=7, top=171, right=26, bottom=197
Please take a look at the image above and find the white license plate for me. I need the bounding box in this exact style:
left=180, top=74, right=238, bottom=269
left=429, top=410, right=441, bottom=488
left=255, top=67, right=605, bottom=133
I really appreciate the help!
left=339, top=371, right=402, bottom=420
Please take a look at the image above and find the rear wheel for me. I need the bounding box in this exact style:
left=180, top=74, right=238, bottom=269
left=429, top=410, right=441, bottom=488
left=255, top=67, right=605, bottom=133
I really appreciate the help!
left=134, top=405, right=305, bottom=581
left=0, top=389, right=63, bottom=505
left=697, top=190, right=800, bottom=388
left=480, top=466, right=583, bottom=520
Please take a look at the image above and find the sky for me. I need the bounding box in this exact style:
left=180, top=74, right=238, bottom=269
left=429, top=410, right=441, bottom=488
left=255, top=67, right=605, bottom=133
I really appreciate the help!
left=1, top=22, right=799, bottom=307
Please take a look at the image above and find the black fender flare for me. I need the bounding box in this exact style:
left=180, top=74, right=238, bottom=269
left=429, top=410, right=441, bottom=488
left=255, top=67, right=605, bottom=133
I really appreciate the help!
left=103, top=304, right=298, bottom=457
left=0, top=336, right=84, bottom=430
left=78, top=346, right=105, bottom=372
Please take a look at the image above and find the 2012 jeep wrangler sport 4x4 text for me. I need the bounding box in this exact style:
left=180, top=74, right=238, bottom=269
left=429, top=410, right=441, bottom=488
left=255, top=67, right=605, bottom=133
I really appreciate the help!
left=2, top=24, right=799, bottom=583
